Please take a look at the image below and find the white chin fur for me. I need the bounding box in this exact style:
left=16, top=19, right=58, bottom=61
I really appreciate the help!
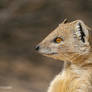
left=39, top=49, right=57, bottom=55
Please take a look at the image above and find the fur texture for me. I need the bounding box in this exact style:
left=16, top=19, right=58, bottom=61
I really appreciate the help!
left=36, top=19, right=92, bottom=92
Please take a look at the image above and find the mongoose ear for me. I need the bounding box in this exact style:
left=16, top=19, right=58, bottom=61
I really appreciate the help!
left=62, top=18, right=68, bottom=24
left=75, top=20, right=89, bottom=43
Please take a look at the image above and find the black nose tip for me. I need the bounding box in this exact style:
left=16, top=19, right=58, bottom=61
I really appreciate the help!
left=35, top=45, right=40, bottom=51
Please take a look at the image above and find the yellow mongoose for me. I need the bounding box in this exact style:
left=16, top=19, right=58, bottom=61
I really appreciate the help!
left=35, top=19, right=92, bottom=92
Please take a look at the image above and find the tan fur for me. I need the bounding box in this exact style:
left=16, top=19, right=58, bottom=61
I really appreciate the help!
left=36, top=19, right=92, bottom=92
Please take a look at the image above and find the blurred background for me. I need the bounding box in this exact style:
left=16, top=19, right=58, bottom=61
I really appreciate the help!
left=0, top=0, right=91, bottom=92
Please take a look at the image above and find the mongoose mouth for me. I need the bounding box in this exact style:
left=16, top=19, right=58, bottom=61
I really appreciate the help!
left=35, top=47, right=58, bottom=55
left=42, top=52, right=58, bottom=55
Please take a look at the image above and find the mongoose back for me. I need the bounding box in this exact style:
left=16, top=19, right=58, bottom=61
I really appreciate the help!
left=35, top=19, right=92, bottom=92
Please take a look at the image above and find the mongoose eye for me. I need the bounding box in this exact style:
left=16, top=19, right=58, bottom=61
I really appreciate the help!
left=54, top=37, right=63, bottom=43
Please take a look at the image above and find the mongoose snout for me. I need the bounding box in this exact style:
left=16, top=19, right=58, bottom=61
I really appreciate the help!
left=35, top=45, right=40, bottom=51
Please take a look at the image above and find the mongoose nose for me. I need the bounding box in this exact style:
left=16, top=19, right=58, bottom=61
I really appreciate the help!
left=35, top=45, right=40, bottom=51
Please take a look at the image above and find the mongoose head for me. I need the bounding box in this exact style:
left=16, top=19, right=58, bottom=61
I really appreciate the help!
left=36, top=20, right=91, bottom=63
